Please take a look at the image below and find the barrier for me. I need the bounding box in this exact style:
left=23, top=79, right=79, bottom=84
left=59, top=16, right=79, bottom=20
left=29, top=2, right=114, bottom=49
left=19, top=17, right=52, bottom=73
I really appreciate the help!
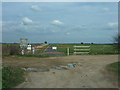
left=73, top=45, right=90, bottom=55
left=35, top=47, right=70, bottom=56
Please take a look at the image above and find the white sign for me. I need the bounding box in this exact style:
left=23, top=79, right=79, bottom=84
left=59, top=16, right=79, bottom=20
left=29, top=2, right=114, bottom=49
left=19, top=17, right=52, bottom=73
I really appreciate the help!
left=52, top=47, right=57, bottom=50
left=27, top=45, right=32, bottom=50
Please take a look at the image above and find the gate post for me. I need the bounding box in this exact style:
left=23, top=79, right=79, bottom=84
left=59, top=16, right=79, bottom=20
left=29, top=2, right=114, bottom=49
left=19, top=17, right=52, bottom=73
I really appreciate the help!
left=67, top=48, right=69, bottom=56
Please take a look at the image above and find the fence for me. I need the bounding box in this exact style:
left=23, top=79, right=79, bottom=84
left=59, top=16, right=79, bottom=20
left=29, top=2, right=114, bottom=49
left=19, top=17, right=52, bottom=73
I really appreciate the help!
left=2, top=44, right=119, bottom=56
left=35, top=47, right=70, bottom=56
left=73, top=45, right=90, bottom=55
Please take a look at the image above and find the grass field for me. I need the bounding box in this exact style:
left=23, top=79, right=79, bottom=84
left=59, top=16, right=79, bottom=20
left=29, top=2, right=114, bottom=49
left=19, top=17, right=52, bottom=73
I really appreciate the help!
left=2, top=43, right=119, bottom=56
left=49, top=43, right=119, bottom=55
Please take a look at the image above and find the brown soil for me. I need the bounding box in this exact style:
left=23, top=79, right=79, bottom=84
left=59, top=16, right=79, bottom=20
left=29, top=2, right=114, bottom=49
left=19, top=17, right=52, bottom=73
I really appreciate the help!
left=2, top=55, right=119, bottom=88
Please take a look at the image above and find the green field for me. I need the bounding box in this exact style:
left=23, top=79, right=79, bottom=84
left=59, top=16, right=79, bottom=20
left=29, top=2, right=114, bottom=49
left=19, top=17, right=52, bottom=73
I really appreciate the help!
left=49, top=43, right=119, bottom=55
left=2, top=43, right=119, bottom=56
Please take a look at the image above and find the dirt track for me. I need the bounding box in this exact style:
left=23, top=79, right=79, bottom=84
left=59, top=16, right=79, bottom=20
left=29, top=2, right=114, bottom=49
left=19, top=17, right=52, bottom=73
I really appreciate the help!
left=3, top=55, right=118, bottom=88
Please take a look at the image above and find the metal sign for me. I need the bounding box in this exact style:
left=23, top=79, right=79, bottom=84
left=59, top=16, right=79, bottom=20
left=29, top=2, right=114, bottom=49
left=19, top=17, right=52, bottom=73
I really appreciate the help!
left=27, top=44, right=32, bottom=50
left=20, top=38, right=28, bottom=47
left=20, top=38, right=28, bottom=55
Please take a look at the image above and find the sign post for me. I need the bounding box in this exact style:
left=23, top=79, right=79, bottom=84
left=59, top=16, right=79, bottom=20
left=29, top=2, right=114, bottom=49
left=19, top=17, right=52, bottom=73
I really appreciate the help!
left=32, top=47, right=35, bottom=54
left=20, top=38, right=28, bottom=55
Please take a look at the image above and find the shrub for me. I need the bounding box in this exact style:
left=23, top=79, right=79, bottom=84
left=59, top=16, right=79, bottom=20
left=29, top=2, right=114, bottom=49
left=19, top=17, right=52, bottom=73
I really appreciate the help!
left=2, top=44, right=21, bottom=55
left=2, top=66, right=25, bottom=88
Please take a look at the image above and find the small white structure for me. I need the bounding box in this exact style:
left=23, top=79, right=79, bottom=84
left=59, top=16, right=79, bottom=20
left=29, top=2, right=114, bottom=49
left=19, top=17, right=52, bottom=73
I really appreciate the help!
left=27, top=44, right=32, bottom=50
left=52, top=47, right=57, bottom=50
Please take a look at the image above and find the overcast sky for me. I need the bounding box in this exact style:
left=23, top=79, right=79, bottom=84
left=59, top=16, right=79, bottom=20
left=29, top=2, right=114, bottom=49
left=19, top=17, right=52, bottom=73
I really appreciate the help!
left=2, top=2, right=118, bottom=43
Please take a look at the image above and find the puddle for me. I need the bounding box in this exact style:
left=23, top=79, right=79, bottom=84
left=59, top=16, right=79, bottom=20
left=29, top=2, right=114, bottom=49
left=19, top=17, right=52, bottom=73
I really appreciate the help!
left=22, top=63, right=78, bottom=72
left=51, top=63, right=76, bottom=70
left=22, top=67, right=49, bottom=72
left=51, top=66, right=68, bottom=70
left=67, top=64, right=75, bottom=68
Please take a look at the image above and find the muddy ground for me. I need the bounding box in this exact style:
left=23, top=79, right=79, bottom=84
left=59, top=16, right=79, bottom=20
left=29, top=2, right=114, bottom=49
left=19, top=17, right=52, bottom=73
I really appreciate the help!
left=3, top=55, right=118, bottom=88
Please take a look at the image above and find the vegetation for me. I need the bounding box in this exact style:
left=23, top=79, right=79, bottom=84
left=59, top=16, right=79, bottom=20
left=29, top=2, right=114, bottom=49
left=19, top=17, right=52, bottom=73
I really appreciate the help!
left=2, top=43, right=119, bottom=57
left=44, top=41, right=47, bottom=44
left=2, top=54, right=49, bottom=58
left=50, top=43, right=119, bottom=55
left=2, top=66, right=25, bottom=88
left=106, top=62, right=120, bottom=76
left=2, top=44, right=21, bottom=55
left=113, top=35, right=120, bottom=52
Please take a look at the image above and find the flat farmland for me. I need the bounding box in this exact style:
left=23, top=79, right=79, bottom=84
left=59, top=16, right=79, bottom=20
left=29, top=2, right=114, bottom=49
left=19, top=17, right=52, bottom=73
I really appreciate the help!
left=50, top=44, right=119, bottom=55
left=2, top=43, right=119, bottom=56
left=2, top=43, right=119, bottom=88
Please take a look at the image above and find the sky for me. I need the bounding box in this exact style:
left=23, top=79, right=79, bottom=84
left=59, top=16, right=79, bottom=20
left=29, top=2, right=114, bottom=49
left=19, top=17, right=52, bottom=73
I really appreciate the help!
left=2, top=2, right=118, bottom=43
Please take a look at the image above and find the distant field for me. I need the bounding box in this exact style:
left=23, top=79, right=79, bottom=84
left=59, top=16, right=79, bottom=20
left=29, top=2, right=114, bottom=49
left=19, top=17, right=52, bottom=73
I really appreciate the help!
left=49, top=43, right=119, bottom=55
left=2, top=43, right=119, bottom=55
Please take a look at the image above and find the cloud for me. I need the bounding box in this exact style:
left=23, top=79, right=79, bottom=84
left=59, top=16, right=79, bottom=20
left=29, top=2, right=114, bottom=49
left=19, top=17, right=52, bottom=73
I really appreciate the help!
left=22, top=17, right=33, bottom=25
left=107, top=22, right=118, bottom=27
left=31, top=5, right=42, bottom=12
left=66, top=32, right=70, bottom=35
left=51, top=20, right=63, bottom=25
left=103, top=8, right=110, bottom=11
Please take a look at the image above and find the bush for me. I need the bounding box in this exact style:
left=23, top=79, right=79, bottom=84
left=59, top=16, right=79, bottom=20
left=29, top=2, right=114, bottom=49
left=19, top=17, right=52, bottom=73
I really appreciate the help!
left=2, top=44, right=21, bottom=55
left=2, top=66, right=25, bottom=88
left=9, top=45, right=21, bottom=55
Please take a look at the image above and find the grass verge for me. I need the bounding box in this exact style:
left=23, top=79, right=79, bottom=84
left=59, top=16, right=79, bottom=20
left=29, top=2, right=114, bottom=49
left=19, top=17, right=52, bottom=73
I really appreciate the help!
left=106, top=62, right=120, bottom=76
left=2, top=66, right=25, bottom=89
left=2, top=54, right=49, bottom=58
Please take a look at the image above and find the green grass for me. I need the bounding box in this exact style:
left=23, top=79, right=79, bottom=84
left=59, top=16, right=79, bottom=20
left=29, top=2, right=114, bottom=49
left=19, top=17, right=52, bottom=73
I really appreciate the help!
left=2, top=66, right=25, bottom=88
left=50, top=44, right=119, bottom=55
left=2, top=54, right=49, bottom=58
left=2, top=43, right=119, bottom=56
left=106, top=62, right=120, bottom=76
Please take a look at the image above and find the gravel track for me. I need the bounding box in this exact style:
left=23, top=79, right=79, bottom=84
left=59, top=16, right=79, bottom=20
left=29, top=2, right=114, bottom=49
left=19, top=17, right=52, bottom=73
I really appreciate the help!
left=3, top=55, right=119, bottom=88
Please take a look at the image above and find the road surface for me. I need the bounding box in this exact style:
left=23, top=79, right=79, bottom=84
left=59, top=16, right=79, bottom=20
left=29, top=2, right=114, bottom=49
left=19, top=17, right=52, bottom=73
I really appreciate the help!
left=3, top=55, right=117, bottom=88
